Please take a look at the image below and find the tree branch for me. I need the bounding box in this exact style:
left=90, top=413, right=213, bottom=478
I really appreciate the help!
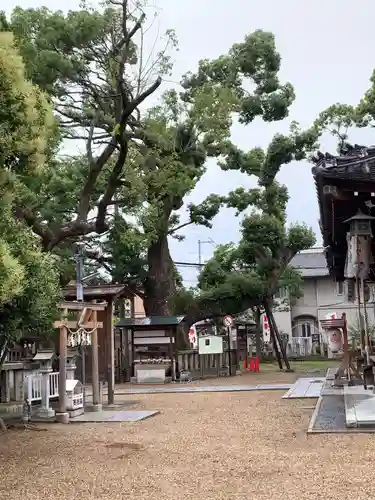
left=47, top=221, right=98, bottom=251
left=124, top=76, right=162, bottom=119
left=13, top=207, right=54, bottom=249
left=78, top=138, right=117, bottom=221
left=86, top=123, right=95, bottom=166
left=168, top=221, right=194, bottom=235
left=96, top=143, right=129, bottom=232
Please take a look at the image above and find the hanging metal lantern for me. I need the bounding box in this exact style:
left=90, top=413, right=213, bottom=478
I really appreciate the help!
left=344, top=210, right=375, bottom=237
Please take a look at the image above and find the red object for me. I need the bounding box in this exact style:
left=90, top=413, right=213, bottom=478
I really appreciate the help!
left=245, top=356, right=260, bottom=372
left=248, top=356, right=259, bottom=372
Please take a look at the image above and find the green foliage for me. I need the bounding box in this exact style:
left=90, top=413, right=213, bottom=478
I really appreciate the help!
left=108, top=28, right=310, bottom=314
left=181, top=30, right=295, bottom=125
left=0, top=2, right=177, bottom=250
left=0, top=33, right=61, bottom=348
left=0, top=240, right=25, bottom=306
left=0, top=208, right=61, bottom=346
left=0, top=31, right=54, bottom=172
left=175, top=119, right=317, bottom=322
left=0, top=5, right=318, bottom=325
left=312, top=70, right=375, bottom=145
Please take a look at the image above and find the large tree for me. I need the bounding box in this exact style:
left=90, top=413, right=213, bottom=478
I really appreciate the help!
left=173, top=125, right=317, bottom=325
left=2, top=2, right=312, bottom=317
left=0, top=32, right=61, bottom=432
left=103, top=29, right=311, bottom=315
left=0, top=30, right=60, bottom=343
left=1, top=1, right=175, bottom=249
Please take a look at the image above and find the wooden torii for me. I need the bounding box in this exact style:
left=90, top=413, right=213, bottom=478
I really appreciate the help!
left=53, top=300, right=106, bottom=423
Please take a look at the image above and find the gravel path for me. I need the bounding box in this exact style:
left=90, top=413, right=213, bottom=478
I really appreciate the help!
left=0, top=380, right=374, bottom=500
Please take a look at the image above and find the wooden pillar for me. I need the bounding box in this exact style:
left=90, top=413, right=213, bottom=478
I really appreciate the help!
left=91, top=308, right=101, bottom=411
left=342, top=313, right=350, bottom=372
left=107, top=299, right=115, bottom=405
left=56, top=309, right=69, bottom=423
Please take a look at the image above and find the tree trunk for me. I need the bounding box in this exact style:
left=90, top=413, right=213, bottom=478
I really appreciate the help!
left=144, top=236, right=175, bottom=316
left=263, top=300, right=292, bottom=371
left=254, top=307, right=262, bottom=358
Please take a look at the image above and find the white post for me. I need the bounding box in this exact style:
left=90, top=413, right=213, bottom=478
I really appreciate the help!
left=36, top=369, right=55, bottom=418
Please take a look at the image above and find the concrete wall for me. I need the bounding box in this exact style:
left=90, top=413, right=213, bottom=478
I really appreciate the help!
left=133, top=295, right=146, bottom=317
left=292, top=279, right=318, bottom=319
left=272, top=310, right=293, bottom=338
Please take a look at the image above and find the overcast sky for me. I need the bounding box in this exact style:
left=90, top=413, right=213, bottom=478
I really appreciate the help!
left=6, top=0, right=375, bottom=284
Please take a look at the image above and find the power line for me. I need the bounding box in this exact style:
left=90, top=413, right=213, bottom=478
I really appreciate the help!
left=175, top=261, right=204, bottom=267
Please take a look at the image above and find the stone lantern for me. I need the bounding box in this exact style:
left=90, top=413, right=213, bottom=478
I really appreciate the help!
left=66, top=348, right=78, bottom=380
left=33, top=348, right=55, bottom=418
left=344, top=210, right=375, bottom=280
left=344, top=210, right=375, bottom=237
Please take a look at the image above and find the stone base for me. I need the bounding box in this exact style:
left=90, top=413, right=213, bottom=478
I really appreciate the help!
left=130, top=376, right=172, bottom=384
left=91, top=403, right=102, bottom=412
left=68, top=407, right=84, bottom=418
left=55, top=412, right=69, bottom=424
left=36, top=407, right=55, bottom=419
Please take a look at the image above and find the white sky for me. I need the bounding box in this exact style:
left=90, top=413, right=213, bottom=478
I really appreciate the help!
left=6, top=0, right=375, bottom=284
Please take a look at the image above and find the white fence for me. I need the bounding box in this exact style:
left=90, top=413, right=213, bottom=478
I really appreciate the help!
left=25, top=372, right=59, bottom=403
left=288, top=337, right=313, bottom=357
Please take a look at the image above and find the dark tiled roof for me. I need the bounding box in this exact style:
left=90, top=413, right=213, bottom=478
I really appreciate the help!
left=116, top=315, right=185, bottom=328
left=290, top=250, right=329, bottom=278
left=312, top=144, right=375, bottom=182
left=63, top=284, right=128, bottom=299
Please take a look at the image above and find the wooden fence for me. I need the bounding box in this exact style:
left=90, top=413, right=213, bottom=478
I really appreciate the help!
left=177, top=349, right=238, bottom=378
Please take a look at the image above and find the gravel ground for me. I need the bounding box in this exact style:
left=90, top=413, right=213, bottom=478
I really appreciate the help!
left=1, top=377, right=374, bottom=500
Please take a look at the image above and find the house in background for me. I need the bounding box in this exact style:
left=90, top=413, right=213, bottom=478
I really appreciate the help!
left=270, top=247, right=375, bottom=356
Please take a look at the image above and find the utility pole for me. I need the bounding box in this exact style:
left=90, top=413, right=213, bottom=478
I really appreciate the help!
left=198, top=239, right=214, bottom=266
left=74, top=241, right=85, bottom=302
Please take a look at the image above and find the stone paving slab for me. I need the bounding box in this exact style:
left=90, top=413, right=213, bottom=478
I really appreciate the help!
left=282, top=377, right=325, bottom=399
left=326, top=367, right=338, bottom=381
left=308, top=395, right=346, bottom=432
left=71, top=410, right=159, bottom=423
left=308, top=393, right=375, bottom=434
left=116, top=384, right=291, bottom=395
left=320, top=378, right=344, bottom=396
left=344, top=385, right=375, bottom=428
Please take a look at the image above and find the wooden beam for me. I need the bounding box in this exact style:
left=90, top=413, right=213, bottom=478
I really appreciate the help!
left=53, top=320, right=104, bottom=329
left=322, top=185, right=351, bottom=200
left=58, top=301, right=107, bottom=311
left=78, top=307, right=91, bottom=326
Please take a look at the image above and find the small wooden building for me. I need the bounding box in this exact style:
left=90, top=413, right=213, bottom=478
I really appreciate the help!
left=116, top=315, right=185, bottom=382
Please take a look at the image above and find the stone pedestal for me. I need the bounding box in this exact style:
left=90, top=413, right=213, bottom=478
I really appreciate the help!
left=91, top=381, right=103, bottom=411
left=91, top=403, right=102, bottom=412
left=36, top=369, right=55, bottom=419
left=0, top=370, right=10, bottom=403
left=55, top=412, right=69, bottom=423
left=14, top=370, right=24, bottom=402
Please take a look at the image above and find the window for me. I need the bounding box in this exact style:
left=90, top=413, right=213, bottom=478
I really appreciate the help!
left=274, top=287, right=288, bottom=300
left=205, top=339, right=210, bottom=346
left=301, top=322, right=312, bottom=338
left=337, top=281, right=344, bottom=296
